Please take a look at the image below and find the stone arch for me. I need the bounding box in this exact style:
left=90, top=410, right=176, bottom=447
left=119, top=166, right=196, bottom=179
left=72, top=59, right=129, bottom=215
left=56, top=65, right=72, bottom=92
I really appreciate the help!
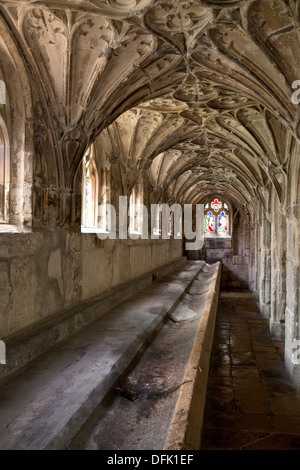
left=0, top=17, right=34, bottom=228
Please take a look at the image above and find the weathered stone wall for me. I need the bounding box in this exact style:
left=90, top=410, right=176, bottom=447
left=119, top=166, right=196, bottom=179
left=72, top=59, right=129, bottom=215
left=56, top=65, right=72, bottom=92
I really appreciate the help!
left=283, top=150, right=300, bottom=385
left=250, top=149, right=300, bottom=386
left=0, top=232, right=182, bottom=337
left=1, top=0, right=300, bottom=389
left=193, top=209, right=254, bottom=290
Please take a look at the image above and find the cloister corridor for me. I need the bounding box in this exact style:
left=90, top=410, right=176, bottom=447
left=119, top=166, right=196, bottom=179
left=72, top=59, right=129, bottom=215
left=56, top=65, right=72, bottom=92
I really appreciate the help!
left=0, top=0, right=300, bottom=453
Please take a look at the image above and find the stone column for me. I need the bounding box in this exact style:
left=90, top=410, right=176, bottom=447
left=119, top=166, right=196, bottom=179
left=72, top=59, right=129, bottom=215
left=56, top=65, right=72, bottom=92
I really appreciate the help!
left=270, top=201, right=286, bottom=341
left=285, top=203, right=300, bottom=385
left=258, top=209, right=272, bottom=318
left=9, top=117, right=25, bottom=227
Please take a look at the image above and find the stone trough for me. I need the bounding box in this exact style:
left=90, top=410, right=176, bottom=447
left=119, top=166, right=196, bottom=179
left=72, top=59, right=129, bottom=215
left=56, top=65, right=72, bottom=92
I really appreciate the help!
left=0, top=260, right=221, bottom=450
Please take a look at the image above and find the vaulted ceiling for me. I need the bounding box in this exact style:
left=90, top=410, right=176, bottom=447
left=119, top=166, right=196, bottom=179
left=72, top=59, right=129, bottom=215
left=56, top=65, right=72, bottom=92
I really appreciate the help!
left=0, top=0, right=299, bottom=220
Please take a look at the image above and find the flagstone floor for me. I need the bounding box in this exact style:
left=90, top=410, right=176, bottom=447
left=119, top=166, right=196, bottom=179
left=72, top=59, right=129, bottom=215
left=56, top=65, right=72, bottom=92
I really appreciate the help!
left=201, top=290, right=300, bottom=450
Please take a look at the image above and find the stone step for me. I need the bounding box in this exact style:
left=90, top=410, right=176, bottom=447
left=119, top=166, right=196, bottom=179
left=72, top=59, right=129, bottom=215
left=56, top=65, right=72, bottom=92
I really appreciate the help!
left=0, top=260, right=209, bottom=450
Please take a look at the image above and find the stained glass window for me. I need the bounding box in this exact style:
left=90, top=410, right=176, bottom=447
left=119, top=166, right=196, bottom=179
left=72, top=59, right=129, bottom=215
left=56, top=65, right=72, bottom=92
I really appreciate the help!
left=204, top=211, right=215, bottom=233
left=218, top=211, right=228, bottom=233
left=204, top=199, right=230, bottom=236
left=211, top=198, right=222, bottom=212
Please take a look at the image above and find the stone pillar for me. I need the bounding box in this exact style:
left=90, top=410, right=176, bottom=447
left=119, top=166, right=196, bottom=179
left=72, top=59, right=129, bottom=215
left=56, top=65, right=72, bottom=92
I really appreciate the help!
left=285, top=203, right=300, bottom=385
left=9, top=117, right=25, bottom=227
left=270, top=202, right=286, bottom=341
left=259, top=211, right=271, bottom=318
left=249, top=222, right=257, bottom=295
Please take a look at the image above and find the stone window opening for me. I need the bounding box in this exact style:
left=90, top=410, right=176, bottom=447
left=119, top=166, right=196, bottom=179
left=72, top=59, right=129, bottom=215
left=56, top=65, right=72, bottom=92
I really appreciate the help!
left=151, top=204, right=181, bottom=239
left=81, top=144, right=98, bottom=230
left=151, top=205, right=162, bottom=237
left=0, top=80, right=6, bottom=106
left=129, top=184, right=144, bottom=235
left=97, top=167, right=112, bottom=233
left=0, top=120, right=9, bottom=224
left=0, top=74, right=10, bottom=226
left=168, top=211, right=174, bottom=237
left=0, top=58, right=34, bottom=233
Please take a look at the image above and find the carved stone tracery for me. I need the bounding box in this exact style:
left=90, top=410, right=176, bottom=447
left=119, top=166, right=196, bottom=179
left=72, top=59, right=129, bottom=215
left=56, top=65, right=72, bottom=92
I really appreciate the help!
left=0, top=0, right=299, bottom=226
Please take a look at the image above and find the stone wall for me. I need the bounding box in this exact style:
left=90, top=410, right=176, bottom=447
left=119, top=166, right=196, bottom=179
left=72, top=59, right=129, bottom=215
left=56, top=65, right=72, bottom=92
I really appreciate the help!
left=189, top=209, right=254, bottom=291
left=1, top=0, right=300, bottom=389
left=199, top=238, right=252, bottom=291
left=0, top=231, right=182, bottom=337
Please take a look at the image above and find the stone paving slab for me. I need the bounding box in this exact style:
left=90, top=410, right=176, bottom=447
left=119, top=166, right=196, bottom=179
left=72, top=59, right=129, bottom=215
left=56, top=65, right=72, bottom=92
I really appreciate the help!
left=201, top=290, right=300, bottom=450
left=0, top=261, right=204, bottom=450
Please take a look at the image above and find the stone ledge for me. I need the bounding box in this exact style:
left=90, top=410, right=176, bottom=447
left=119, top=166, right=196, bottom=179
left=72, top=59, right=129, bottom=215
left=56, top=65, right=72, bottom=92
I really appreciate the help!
left=163, top=261, right=222, bottom=450
left=0, top=256, right=187, bottom=387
